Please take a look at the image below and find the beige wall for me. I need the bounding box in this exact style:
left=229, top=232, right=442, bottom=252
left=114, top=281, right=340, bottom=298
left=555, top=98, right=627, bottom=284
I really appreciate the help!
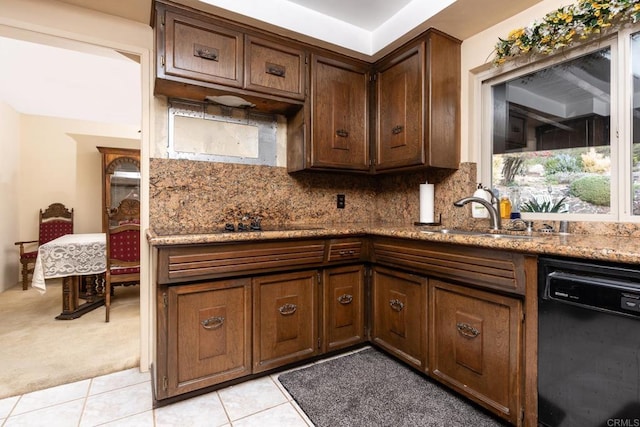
left=15, top=115, right=139, bottom=242
left=0, top=101, right=21, bottom=293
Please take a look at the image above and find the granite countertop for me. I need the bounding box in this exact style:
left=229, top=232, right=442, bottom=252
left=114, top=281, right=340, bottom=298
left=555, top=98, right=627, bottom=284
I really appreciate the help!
left=146, top=223, right=640, bottom=265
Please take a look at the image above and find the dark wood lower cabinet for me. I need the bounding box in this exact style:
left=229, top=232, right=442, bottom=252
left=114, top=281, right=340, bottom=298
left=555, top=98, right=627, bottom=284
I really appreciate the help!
left=154, top=238, right=529, bottom=425
left=371, top=265, right=427, bottom=371
left=322, top=265, right=365, bottom=352
left=252, top=270, right=319, bottom=373
left=157, top=278, right=252, bottom=399
left=429, top=279, right=523, bottom=425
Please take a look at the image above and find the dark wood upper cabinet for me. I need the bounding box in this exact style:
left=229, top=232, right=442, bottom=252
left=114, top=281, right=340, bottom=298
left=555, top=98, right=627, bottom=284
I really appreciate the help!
left=161, top=9, right=243, bottom=88
left=244, top=35, right=306, bottom=100
left=288, top=54, right=370, bottom=172
left=374, top=30, right=460, bottom=172
left=153, top=1, right=460, bottom=174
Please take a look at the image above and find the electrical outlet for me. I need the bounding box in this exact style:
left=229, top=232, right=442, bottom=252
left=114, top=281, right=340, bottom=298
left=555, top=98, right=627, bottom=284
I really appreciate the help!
left=337, top=194, right=345, bottom=209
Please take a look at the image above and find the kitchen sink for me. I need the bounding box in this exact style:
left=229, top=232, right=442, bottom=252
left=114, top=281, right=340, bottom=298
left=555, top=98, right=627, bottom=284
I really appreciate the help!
left=420, top=228, right=533, bottom=240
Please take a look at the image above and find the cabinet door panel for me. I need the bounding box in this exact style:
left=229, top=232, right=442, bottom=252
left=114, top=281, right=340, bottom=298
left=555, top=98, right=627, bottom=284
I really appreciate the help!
left=371, top=266, right=427, bottom=370
left=430, top=279, right=522, bottom=424
left=245, top=36, right=305, bottom=100
left=161, top=279, right=251, bottom=398
left=164, top=11, right=243, bottom=87
left=323, top=265, right=365, bottom=352
left=376, top=43, right=424, bottom=170
left=253, top=271, right=318, bottom=373
left=311, top=55, right=369, bottom=171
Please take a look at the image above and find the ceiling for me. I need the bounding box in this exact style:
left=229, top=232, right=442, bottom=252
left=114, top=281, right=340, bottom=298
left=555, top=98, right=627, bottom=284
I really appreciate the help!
left=1, top=0, right=542, bottom=124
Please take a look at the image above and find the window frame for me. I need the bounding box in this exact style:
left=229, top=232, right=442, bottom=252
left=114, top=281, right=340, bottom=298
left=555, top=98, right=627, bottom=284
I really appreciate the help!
left=474, top=28, right=640, bottom=223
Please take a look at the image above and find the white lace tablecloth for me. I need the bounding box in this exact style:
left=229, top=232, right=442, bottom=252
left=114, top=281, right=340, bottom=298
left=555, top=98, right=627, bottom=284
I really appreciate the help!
left=32, top=233, right=106, bottom=292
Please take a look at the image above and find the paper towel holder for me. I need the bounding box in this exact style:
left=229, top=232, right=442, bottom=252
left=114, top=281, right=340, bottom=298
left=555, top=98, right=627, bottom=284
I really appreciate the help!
left=414, top=213, right=442, bottom=226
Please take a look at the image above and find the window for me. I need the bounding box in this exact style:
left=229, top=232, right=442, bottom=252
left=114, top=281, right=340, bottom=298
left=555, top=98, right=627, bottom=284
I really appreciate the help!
left=480, top=29, right=640, bottom=222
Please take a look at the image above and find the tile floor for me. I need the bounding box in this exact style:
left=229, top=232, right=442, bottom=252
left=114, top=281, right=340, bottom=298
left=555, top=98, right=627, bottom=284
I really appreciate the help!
left=0, top=358, right=323, bottom=427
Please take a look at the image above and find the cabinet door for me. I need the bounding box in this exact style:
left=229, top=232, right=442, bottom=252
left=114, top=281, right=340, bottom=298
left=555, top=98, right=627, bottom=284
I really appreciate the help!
left=310, top=55, right=369, bottom=171
left=429, top=279, right=522, bottom=425
left=322, top=265, right=365, bottom=352
left=245, top=36, right=306, bottom=100
left=371, top=266, right=427, bottom=370
left=375, top=41, right=424, bottom=171
left=163, top=10, right=243, bottom=87
left=158, top=279, right=252, bottom=399
left=253, top=270, right=318, bottom=373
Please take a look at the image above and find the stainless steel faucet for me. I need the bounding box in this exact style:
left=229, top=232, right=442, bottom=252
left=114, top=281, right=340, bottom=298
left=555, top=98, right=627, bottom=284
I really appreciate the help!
left=453, top=195, right=502, bottom=230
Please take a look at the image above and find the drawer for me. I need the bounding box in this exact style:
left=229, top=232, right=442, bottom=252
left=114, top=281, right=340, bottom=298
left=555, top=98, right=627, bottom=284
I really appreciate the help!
left=158, top=240, right=325, bottom=284
left=327, top=239, right=364, bottom=262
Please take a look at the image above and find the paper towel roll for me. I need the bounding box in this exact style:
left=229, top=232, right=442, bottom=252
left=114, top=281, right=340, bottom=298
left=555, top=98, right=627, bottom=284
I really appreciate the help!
left=419, top=182, right=434, bottom=223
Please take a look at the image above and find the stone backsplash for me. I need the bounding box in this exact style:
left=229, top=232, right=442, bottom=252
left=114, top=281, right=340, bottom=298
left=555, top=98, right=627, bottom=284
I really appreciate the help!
left=149, top=159, right=477, bottom=232
left=149, top=158, right=640, bottom=236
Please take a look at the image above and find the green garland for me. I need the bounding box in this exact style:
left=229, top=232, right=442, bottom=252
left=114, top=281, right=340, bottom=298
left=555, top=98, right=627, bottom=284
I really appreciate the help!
left=494, top=0, right=640, bottom=64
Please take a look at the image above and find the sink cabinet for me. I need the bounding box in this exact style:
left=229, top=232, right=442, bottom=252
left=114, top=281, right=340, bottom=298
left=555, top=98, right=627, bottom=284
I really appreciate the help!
left=252, top=270, right=319, bottom=373
left=371, top=265, right=427, bottom=371
left=430, top=279, right=523, bottom=425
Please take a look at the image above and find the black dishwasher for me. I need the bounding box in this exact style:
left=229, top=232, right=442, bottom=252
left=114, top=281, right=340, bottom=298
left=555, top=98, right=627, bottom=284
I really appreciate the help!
left=538, top=256, right=640, bottom=427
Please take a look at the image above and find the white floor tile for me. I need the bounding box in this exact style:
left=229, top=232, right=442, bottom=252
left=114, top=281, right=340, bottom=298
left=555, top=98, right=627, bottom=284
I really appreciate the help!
left=155, top=392, right=229, bottom=427
left=3, top=399, right=84, bottom=427
left=218, top=376, right=288, bottom=421
left=11, top=379, right=90, bottom=415
left=89, top=367, right=150, bottom=395
left=79, top=381, right=152, bottom=426
left=232, top=403, right=310, bottom=427
left=0, top=395, right=19, bottom=418
left=101, top=409, right=155, bottom=426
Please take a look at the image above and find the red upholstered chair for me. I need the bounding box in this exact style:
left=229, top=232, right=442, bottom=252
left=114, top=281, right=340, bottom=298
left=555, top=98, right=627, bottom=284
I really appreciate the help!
left=14, top=203, right=74, bottom=290
left=105, top=223, right=140, bottom=322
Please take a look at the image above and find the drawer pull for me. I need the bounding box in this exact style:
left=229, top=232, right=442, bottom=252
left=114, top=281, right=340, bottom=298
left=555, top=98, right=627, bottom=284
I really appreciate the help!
left=266, top=62, right=286, bottom=77
left=389, top=299, right=404, bottom=312
left=456, top=322, right=480, bottom=338
left=279, top=303, right=297, bottom=315
left=201, top=316, right=225, bottom=330
left=392, top=125, right=404, bottom=135
left=336, top=129, right=349, bottom=138
left=337, top=294, right=353, bottom=305
left=338, top=249, right=356, bottom=256
left=193, top=44, right=219, bottom=61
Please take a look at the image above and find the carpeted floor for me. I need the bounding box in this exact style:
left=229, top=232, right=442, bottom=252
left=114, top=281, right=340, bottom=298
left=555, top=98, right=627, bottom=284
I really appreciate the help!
left=278, top=347, right=508, bottom=427
left=0, top=280, right=140, bottom=399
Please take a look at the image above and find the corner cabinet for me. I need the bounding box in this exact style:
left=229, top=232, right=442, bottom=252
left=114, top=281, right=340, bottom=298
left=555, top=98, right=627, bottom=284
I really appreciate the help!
left=374, top=30, right=460, bottom=172
left=287, top=54, right=370, bottom=172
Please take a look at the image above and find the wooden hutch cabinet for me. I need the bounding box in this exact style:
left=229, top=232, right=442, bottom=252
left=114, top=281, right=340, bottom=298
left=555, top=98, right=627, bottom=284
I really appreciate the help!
left=97, top=146, right=141, bottom=232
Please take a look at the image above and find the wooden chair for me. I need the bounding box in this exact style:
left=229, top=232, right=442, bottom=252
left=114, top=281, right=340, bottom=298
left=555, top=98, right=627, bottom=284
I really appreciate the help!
left=15, top=203, right=74, bottom=290
left=105, top=198, right=140, bottom=322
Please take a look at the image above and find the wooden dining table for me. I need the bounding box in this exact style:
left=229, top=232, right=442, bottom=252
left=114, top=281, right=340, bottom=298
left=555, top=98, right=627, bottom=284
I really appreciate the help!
left=32, top=233, right=107, bottom=319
